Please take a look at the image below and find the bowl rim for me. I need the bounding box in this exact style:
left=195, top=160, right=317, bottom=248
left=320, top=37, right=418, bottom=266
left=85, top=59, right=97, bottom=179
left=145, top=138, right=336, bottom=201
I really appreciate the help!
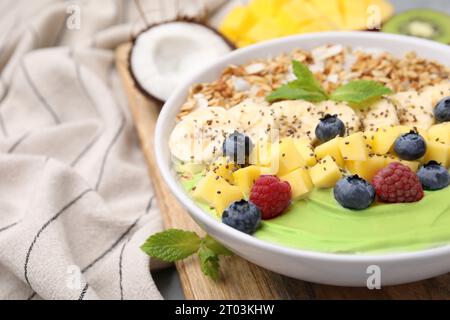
left=155, top=31, right=450, bottom=263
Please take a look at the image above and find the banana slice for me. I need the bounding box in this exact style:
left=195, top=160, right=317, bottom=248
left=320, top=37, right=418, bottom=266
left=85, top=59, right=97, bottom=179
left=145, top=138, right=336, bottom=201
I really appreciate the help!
left=421, top=82, right=450, bottom=107
left=169, top=107, right=238, bottom=163
left=227, top=100, right=277, bottom=142
left=355, top=97, right=399, bottom=131
left=270, top=100, right=320, bottom=143
left=316, top=100, right=361, bottom=135
left=390, top=91, right=435, bottom=130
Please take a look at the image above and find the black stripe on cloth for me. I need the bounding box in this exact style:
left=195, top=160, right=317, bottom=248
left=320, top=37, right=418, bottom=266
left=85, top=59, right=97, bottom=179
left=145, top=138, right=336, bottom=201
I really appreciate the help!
left=69, top=49, right=99, bottom=115
left=118, top=240, right=129, bottom=300
left=7, top=132, right=30, bottom=153
left=118, top=195, right=154, bottom=299
left=0, top=76, right=8, bottom=104
left=24, top=189, right=93, bottom=287
left=70, top=132, right=102, bottom=167
left=0, top=220, right=20, bottom=233
left=0, top=111, right=8, bottom=137
left=53, top=17, right=67, bottom=47
left=27, top=291, right=36, bottom=300
left=81, top=216, right=139, bottom=273
left=21, top=61, right=61, bottom=124
left=78, top=283, right=89, bottom=300
left=95, top=115, right=126, bottom=190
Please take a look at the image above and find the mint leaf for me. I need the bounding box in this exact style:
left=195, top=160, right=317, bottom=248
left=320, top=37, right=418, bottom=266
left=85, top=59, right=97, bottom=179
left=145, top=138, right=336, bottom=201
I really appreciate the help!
left=292, top=61, right=325, bottom=93
left=198, top=245, right=220, bottom=280
left=330, top=80, right=393, bottom=104
left=202, top=235, right=232, bottom=256
left=266, top=81, right=328, bottom=103
left=266, top=61, right=328, bottom=103
left=141, top=229, right=201, bottom=262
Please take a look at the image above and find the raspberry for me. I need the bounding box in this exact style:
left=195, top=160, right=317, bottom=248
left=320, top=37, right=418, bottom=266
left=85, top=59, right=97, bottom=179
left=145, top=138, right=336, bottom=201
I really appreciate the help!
left=249, top=175, right=291, bottom=219
left=372, top=162, right=424, bottom=203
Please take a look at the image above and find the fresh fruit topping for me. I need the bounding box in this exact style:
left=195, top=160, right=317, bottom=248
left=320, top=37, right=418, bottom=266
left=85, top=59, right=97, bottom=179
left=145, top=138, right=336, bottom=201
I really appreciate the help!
left=372, top=162, right=424, bottom=203
left=423, top=140, right=450, bottom=167
left=338, top=132, right=368, bottom=161
left=390, top=91, right=434, bottom=130
left=417, top=161, right=450, bottom=190
left=428, top=122, right=450, bottom=145
left=434, top=97, right=450, bottom=123
left=223, top=131, right=254, bottom=164
left=394, top=132, right=427, bottom=161
left=232, top=165, right=261, bottom=195
left=314, top=137, right=344, bottom=167
left=279, top=168, right=313, bottom=200
left=249, top=175, right=291, bottom=219
left=381, top=9, right=450, bottom=44
left=315, top=114, right=345, bottom=143
left=309, top=155, right=343, bottom=188
left=346, top=154, right=386, bottom=182
left=372, top=125, right=410, bottom=155
left=192, top=172, right=244, bottom=216
left=333, top=175, right=375, bottom=210
left=277, top=138, right=307, bottom=176
left=221, top=200, right=261, bottom=234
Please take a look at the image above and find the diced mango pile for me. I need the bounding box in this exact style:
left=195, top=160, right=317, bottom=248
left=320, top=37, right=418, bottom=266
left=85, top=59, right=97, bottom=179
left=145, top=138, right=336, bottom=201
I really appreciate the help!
left=220, top=0, right=394, bottom=47
left=192, top=123, right=450, bottom=216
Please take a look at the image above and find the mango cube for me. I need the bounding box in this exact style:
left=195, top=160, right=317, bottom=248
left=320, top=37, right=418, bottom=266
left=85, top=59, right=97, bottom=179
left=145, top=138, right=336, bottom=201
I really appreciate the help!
left=338, top=132, right=368, bottom=161
left=274, top=0, right=320, bottom=34
left=248, top=0, right=286, bottom=18
left=385, top=156, right=420, bottom=172
left=279, top=168, right=313, bottom=199
left=309, top=155, right=343, bottom=188
left=362, top=131, right=375, bottom=151
left=245, top=18, right=285, bottom=43
left=345, top=154, right=386, bottom=181
left=213, top=185, right=244, bottom=216
left=424, top=141, right=450, bottom=167
left=372, top=126, right=410, bottom=155
left=193, top=172, right=233, bottom=206
left=277, top=138, right=307, bottom=176
left=232, top=165, right=261, bottom=195
left=209, top=157, right=237, bottom=184
left=219, top=6, right=256, bottom=42
left=314, top=137, right=344, bottom=167
left=294, top=138, right=317, bottom=166
left=428, top=123, right=450, bottom=145
left=309, top=0, right=345, bottom=29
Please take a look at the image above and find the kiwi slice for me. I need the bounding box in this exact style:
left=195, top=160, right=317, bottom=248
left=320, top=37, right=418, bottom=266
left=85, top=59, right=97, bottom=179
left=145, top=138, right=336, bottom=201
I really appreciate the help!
left=382, top=9, right=450, bottom=44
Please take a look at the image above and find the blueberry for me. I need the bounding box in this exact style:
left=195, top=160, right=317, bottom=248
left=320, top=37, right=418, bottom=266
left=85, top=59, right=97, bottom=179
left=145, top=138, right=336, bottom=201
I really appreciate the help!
left=394, top=131, right=427, bottom=161
left=333, top=175, right=375, bottom=210
left=315, top=114, right=345, bottom=143
left=222, top=200, right=261, bottom=234
left=417, top=161, right=450, bottom=190
left=222, top=131, right=254, bottom=164
left=434, top=97, right=450, bottom=123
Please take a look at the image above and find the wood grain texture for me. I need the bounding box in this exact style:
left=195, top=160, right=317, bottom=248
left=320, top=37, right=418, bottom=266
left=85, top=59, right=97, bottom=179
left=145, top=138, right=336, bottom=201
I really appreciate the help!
left=115, top=43, right=450, bottom=300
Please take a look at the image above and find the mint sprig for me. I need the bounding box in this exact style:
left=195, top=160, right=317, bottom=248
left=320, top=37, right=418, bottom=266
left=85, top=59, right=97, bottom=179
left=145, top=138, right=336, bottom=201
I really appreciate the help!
left=141, top=229, right=232, bottom=280
left=267, top=61, right=329, bottom=103
left=329, top=80, right=393, bottom=104
left=266, top=61, right=392, bottom=105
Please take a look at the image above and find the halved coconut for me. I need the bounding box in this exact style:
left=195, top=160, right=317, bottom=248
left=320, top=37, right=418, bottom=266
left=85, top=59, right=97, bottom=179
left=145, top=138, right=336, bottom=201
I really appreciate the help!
left=129, top=20, right=234, bottom=103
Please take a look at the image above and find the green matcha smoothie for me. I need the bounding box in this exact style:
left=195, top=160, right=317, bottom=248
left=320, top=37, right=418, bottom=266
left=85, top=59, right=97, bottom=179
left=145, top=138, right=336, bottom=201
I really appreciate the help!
left=182, top=173, right=450, bottom=254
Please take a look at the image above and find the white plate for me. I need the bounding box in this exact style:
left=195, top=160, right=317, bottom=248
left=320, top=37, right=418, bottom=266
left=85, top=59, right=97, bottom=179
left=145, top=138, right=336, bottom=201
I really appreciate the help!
left=155, top=32, right=450, bottom=286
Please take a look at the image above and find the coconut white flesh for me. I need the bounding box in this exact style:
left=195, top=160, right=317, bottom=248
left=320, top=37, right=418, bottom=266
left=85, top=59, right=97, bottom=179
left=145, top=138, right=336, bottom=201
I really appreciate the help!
left=130, top=22, right=232, bottom=102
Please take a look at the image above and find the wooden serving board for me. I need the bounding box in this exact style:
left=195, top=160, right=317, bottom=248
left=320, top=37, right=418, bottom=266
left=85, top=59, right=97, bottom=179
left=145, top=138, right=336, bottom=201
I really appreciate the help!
left=116, top=43, right=450, bottom=300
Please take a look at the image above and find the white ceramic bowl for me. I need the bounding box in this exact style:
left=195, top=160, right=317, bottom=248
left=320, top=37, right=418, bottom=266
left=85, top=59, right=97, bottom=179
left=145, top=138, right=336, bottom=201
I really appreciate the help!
left=155, top=32, right=450, bottom=286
